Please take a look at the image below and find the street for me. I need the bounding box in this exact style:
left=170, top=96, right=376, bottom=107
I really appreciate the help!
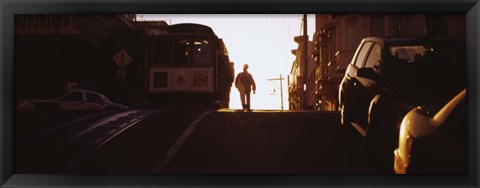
left=164, top=109, right=373, bottom=174
left=6, top=13, right=472, bottom=188
left=15, top=106, right=379, bottom=174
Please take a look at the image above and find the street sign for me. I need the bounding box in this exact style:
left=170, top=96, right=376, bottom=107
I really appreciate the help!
left=112, top=49, right=133, bottom=68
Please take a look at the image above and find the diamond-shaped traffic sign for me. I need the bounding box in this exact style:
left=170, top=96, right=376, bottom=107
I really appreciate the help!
left=112, top=49, right=133, bottom=68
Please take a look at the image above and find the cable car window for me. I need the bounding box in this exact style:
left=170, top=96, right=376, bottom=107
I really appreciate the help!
left=152, top=40, right=169, bottom=65
left=192, top=39, right=211, bottom=66
left=153, top=72, right=168, bottom=88
left=173, top=39, right=190, bottom=65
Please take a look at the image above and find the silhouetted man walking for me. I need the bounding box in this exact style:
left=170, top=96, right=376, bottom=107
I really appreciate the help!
left=235, top=64, right=256, bottom=111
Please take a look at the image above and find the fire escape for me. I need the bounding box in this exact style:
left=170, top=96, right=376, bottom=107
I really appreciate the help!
left=314, top=21, right=337, bottom=111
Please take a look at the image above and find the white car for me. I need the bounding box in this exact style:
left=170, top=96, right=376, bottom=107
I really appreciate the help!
left=17, top=90, right=129, bottom=111
left=394, top=89, right=466, bottom=174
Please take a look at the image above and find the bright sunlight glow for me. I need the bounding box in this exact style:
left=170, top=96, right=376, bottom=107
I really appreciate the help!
left=138, top=14, right=316, bottom=110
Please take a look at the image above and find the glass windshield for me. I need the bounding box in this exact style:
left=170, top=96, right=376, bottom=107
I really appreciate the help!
left=152, top=40, right=169, bottom=65
left=173, top=39, right=190, bottom=65
left=192, top=39, right=211, bottom=66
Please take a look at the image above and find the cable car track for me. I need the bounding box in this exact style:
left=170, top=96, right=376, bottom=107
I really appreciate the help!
left=18, top=106, right=212, bottom=173
left=23, top=109, right=124, bottom=144
left=50, top=109, right=158, bottom=169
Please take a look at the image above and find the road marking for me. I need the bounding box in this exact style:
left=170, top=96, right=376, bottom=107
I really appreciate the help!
left=153, top=110, right=212, bottom=173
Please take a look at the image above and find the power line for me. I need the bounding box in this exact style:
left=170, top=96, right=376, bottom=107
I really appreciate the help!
left=268, top=74, right=285, bottom=110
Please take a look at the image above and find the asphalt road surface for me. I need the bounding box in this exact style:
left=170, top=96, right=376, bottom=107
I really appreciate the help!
left=15, top=106, right=379, bottom=174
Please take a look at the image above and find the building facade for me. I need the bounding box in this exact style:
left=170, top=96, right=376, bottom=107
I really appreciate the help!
left=311, top=14, right=466, bottom=111
left=14, top=14, right=138, bottom=102
left=289, top=35, right=315, bottom=110
left=15, top=14, right=136, bottom=47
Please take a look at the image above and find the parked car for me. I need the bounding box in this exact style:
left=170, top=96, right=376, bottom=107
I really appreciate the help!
left=338, top=37, right=466, bottom=171
left=17, top=89, right=129, bottom=111
left=394, top=89, right=466, bottom=174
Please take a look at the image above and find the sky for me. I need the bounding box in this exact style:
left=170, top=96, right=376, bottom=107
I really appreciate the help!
left=138, top=14, right=316, bottom=110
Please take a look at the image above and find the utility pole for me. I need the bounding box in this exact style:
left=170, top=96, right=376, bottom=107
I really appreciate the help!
left=302, top=14, right=308, bottom=109
left=268, top=74, right=285, bottom=111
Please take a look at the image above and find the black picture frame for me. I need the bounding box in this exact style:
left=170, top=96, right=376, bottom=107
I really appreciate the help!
left=1, top=0, right=479, bottom=187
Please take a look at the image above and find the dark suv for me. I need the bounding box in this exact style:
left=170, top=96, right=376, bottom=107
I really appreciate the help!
left=338, top=37, right=466, bottom=171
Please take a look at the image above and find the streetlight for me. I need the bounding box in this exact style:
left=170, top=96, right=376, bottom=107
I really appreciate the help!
left=268, top=74, right=285, bottom=111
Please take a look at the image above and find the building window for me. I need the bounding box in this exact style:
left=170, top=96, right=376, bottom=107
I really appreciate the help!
left=395, top=15, right=403, bottom=34
left=46, top=15, right=51, bottom=28
left=369, top=15, right=385, bottom=37
left=38, top=15, right=47, bottom=27
left=426, top=14, right=447, bottom=37
left=346, top=16, right=360, bottom=49
left=26, top=15, right=35, bottom=28
left=63, top=15, right=71, bottom=27
left=52, top=15, right=61, bottom=28
left=15, top=15, right=23, bottom=27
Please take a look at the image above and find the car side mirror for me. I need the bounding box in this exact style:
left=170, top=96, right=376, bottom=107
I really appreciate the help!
left=356, top=67, right=378, bottom=80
